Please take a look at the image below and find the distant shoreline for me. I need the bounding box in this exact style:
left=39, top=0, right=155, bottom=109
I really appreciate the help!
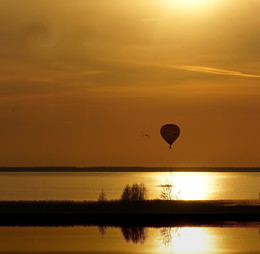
left=1, top=167, right=260, bottom=172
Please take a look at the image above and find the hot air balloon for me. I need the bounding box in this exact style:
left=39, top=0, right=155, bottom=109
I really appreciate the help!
left=160, top=124, right=180, bottom=149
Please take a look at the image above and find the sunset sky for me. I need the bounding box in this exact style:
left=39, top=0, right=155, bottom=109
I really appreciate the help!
left=1, top=0, right=260, bottom=167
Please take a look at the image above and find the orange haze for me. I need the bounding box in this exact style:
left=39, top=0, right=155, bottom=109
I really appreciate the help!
left=1, top=0, right=260, bottom=167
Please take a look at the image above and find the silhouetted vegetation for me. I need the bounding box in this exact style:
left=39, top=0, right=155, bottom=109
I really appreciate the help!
left=160, top=176, right=174, bottom=200
left=121, top=183, right=148, bottom=201
left=160, top=174, right=181, bottom=200
left=98, top=189, right=107, bottom=202
left=0, top=200, right=260, bottom=226
left=0, top=199, right=259, bottom=215
left=160, top=184, right=173, bottom=200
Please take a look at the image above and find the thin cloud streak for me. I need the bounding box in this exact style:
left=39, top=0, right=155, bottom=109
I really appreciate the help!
left=175, top=65, right=260, bottom=78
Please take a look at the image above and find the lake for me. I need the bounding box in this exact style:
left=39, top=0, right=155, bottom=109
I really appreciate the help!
left=0, top=171, right=260, bottom=253
left=0, top=171, right=260, bottom=201
left=0, top=225, right=259, bottom=253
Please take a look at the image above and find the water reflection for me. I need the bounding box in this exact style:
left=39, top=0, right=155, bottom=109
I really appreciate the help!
left=169, top=228, right=212, bottom=253
left=0, top=225, right=260, bottom=253
left=100, top=224, right=260, bottom=249
left=99, top=225, right=172, bottom=245
left=157, top=226, right=260, bottom=253
left=98, top=225, right=107, bottom=239
left=160, top=227, right=180, bottom=245
left=121, top=226, right=147, bottom=244
left=1, top=172, right=260, bottom=200
left=168, top=173, right=211, bottom=200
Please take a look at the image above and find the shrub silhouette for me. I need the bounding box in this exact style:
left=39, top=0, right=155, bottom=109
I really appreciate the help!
left=160, top=174, right=181, bottom=200
left=121, top=184, right=131, bottom=201
left=121, top=183, right=147, bottom=201
left=98, top=188, right=107, bottom=202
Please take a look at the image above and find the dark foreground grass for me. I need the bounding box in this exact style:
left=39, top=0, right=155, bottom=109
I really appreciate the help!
left=0, top=199, right=260, bottom=226
left=1, top=199, right=260, bottom=214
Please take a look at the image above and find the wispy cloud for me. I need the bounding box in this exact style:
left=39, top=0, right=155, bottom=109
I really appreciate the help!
left=175, top=65, right=260, bottom=78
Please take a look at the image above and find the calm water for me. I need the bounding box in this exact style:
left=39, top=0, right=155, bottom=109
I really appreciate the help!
left=0, top=225, right=259, bottom=253
left=1, top=171, right=260, bottom=253
left=0, top=171, right=260, bottom=200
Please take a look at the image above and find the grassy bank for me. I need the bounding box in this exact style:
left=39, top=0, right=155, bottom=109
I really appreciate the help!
left=1, top=199, right=260, bottom=215
left=0, top=199, right=259, bottom=226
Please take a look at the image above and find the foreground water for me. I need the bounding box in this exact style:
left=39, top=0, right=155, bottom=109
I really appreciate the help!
left=0, top=171, right=260, bottom=201
left=1, top=171, right=260, bottom=253
left=0, top=225, right=259, bottom=253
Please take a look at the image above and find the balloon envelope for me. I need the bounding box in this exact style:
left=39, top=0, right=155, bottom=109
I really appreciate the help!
left=160, top=124, right=180, bottom=148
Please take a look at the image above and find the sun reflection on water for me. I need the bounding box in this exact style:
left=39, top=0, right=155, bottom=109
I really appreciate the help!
left=172, top=173, right=208, bottom=200
left=158, top=172, right=213, bottom=200
left=158, top=227, right=214, bottom=254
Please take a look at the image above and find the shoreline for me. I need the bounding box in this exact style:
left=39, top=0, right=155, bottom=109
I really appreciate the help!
left=1, top=214, right=260, bottom=227
left=1, top=200, right=259, bottom=226
left=1, top=167, right=260, bottom=172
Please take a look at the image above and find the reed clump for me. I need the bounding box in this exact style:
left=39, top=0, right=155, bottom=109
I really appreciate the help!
left=121, top=183, right=148, bottom=201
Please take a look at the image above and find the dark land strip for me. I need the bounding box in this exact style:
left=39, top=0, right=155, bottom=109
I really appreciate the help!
left=0, top=200, right=260, bottom=227
left=1, top=167, right=260, bottom=172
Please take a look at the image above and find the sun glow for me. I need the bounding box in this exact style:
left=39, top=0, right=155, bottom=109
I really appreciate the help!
left=174, top=228, right=212, bottom=253
left=166, top=0, right=214, bottom=8
left=156, top=227, right=215, bottom=253
left=171, top=173, right=210, bottom=200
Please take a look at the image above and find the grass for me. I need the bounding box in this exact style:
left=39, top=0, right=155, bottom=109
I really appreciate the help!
left=0, top=199, right=259, bottom=226
left=0, top=199, right=259, bottom=223
left=1, top=199, right=260, bottom=214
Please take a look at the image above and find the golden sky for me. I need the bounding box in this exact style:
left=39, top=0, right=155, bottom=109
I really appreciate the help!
left=1, top=0, right=260, bottom=167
